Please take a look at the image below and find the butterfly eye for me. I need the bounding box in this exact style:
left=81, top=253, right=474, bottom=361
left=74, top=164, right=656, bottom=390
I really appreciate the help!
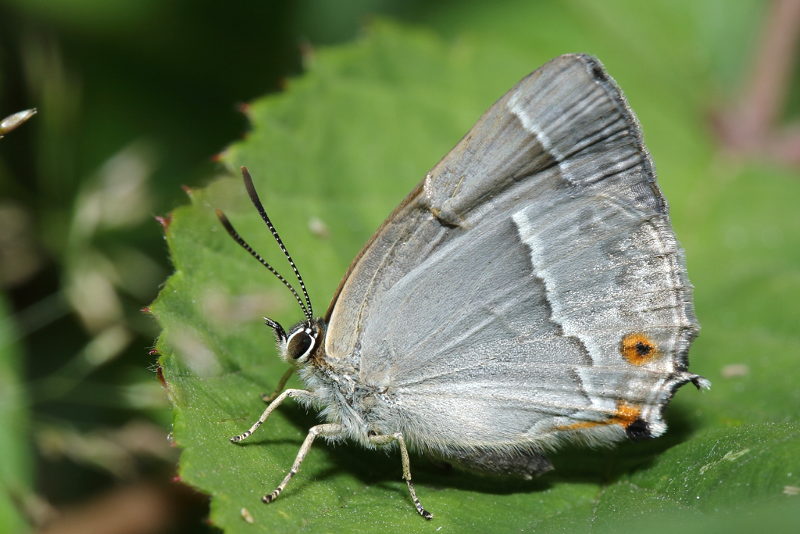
left=286, top=329, right=316, bottom=361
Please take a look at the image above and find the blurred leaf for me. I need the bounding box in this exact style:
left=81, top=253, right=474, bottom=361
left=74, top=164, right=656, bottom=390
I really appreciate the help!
left=0, top=294, right=32, bottom=533
left=3, top=0, right=163, bottom=33
left=151, top=15, right=800, bottom=534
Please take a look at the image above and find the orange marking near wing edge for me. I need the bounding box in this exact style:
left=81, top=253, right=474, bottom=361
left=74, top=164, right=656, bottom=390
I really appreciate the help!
left=555, top=401, right=642, bottom=431
left=620, top=332, right=660, bottom=365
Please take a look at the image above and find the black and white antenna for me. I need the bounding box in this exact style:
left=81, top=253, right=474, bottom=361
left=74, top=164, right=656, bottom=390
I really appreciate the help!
left=215, top=167, right=313, bottom=321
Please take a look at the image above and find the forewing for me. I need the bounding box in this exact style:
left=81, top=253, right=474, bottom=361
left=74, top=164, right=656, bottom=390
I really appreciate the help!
left=325, top=54, right=700, bottom=451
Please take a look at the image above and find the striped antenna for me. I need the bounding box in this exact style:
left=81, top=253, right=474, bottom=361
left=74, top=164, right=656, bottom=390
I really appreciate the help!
left=215, top=208, right=311, bottom=320
left=240, top=167, right=314, bottom=319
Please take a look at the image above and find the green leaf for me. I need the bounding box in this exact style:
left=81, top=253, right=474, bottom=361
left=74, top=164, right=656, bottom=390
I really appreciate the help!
left=0, top=294, right=32, bottom=533
left=151, top=17, right=800, bottom=533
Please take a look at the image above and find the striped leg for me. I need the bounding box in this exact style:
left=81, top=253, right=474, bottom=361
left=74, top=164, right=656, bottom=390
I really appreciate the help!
left=230, top=388, right=310, bottom=443
left=369, top=432, right=432, bottom=520
left=260, top=367, right=295, bottom=403
left=262, top=423, right=344, bottom=503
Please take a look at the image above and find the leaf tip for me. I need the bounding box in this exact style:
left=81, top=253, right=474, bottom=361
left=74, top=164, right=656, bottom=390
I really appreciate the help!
left=155, top=364, right=167, bottom=388
left=236, top=101, right=251, bottom=116
left=154, top=214, right=172, bottom=231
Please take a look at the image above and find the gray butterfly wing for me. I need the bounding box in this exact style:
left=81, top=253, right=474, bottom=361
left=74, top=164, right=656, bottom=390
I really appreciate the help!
left=324, top=54, right=702, bottom=463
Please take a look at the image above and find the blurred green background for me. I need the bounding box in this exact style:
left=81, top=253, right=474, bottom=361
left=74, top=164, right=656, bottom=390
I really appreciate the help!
left=1, top=0, right=799, bottom=533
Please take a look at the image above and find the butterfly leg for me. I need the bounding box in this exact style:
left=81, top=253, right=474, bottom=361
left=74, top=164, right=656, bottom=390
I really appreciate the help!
left=260, top=367, right=295, bottom=403
left=230, top=388, right=310, bottom=443
left=369, top=432, right=433, bottom=520
left=262, top=423, right=344, bottom=503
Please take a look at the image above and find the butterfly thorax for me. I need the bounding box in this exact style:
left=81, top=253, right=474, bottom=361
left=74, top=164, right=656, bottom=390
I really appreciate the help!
left=298, top=357, right=390, bottom=447
left=283, top=324, right=397, bottom=447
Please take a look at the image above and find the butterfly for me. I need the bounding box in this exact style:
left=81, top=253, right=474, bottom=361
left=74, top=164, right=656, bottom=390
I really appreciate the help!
left=216, top=54, right=709, bottom=520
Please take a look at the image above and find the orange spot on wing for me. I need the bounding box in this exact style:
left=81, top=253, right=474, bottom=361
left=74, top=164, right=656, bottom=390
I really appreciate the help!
left=555, top=420, right=601, bottom=431
left=556, top=401, right=642, bottom=431
left=608, top=401, right=641, bottom=427
left=620, top=333, right=660, bottom=365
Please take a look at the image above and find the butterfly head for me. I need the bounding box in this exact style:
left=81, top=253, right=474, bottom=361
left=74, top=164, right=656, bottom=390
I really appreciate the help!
left=266, top=317, right=325, bottom=365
